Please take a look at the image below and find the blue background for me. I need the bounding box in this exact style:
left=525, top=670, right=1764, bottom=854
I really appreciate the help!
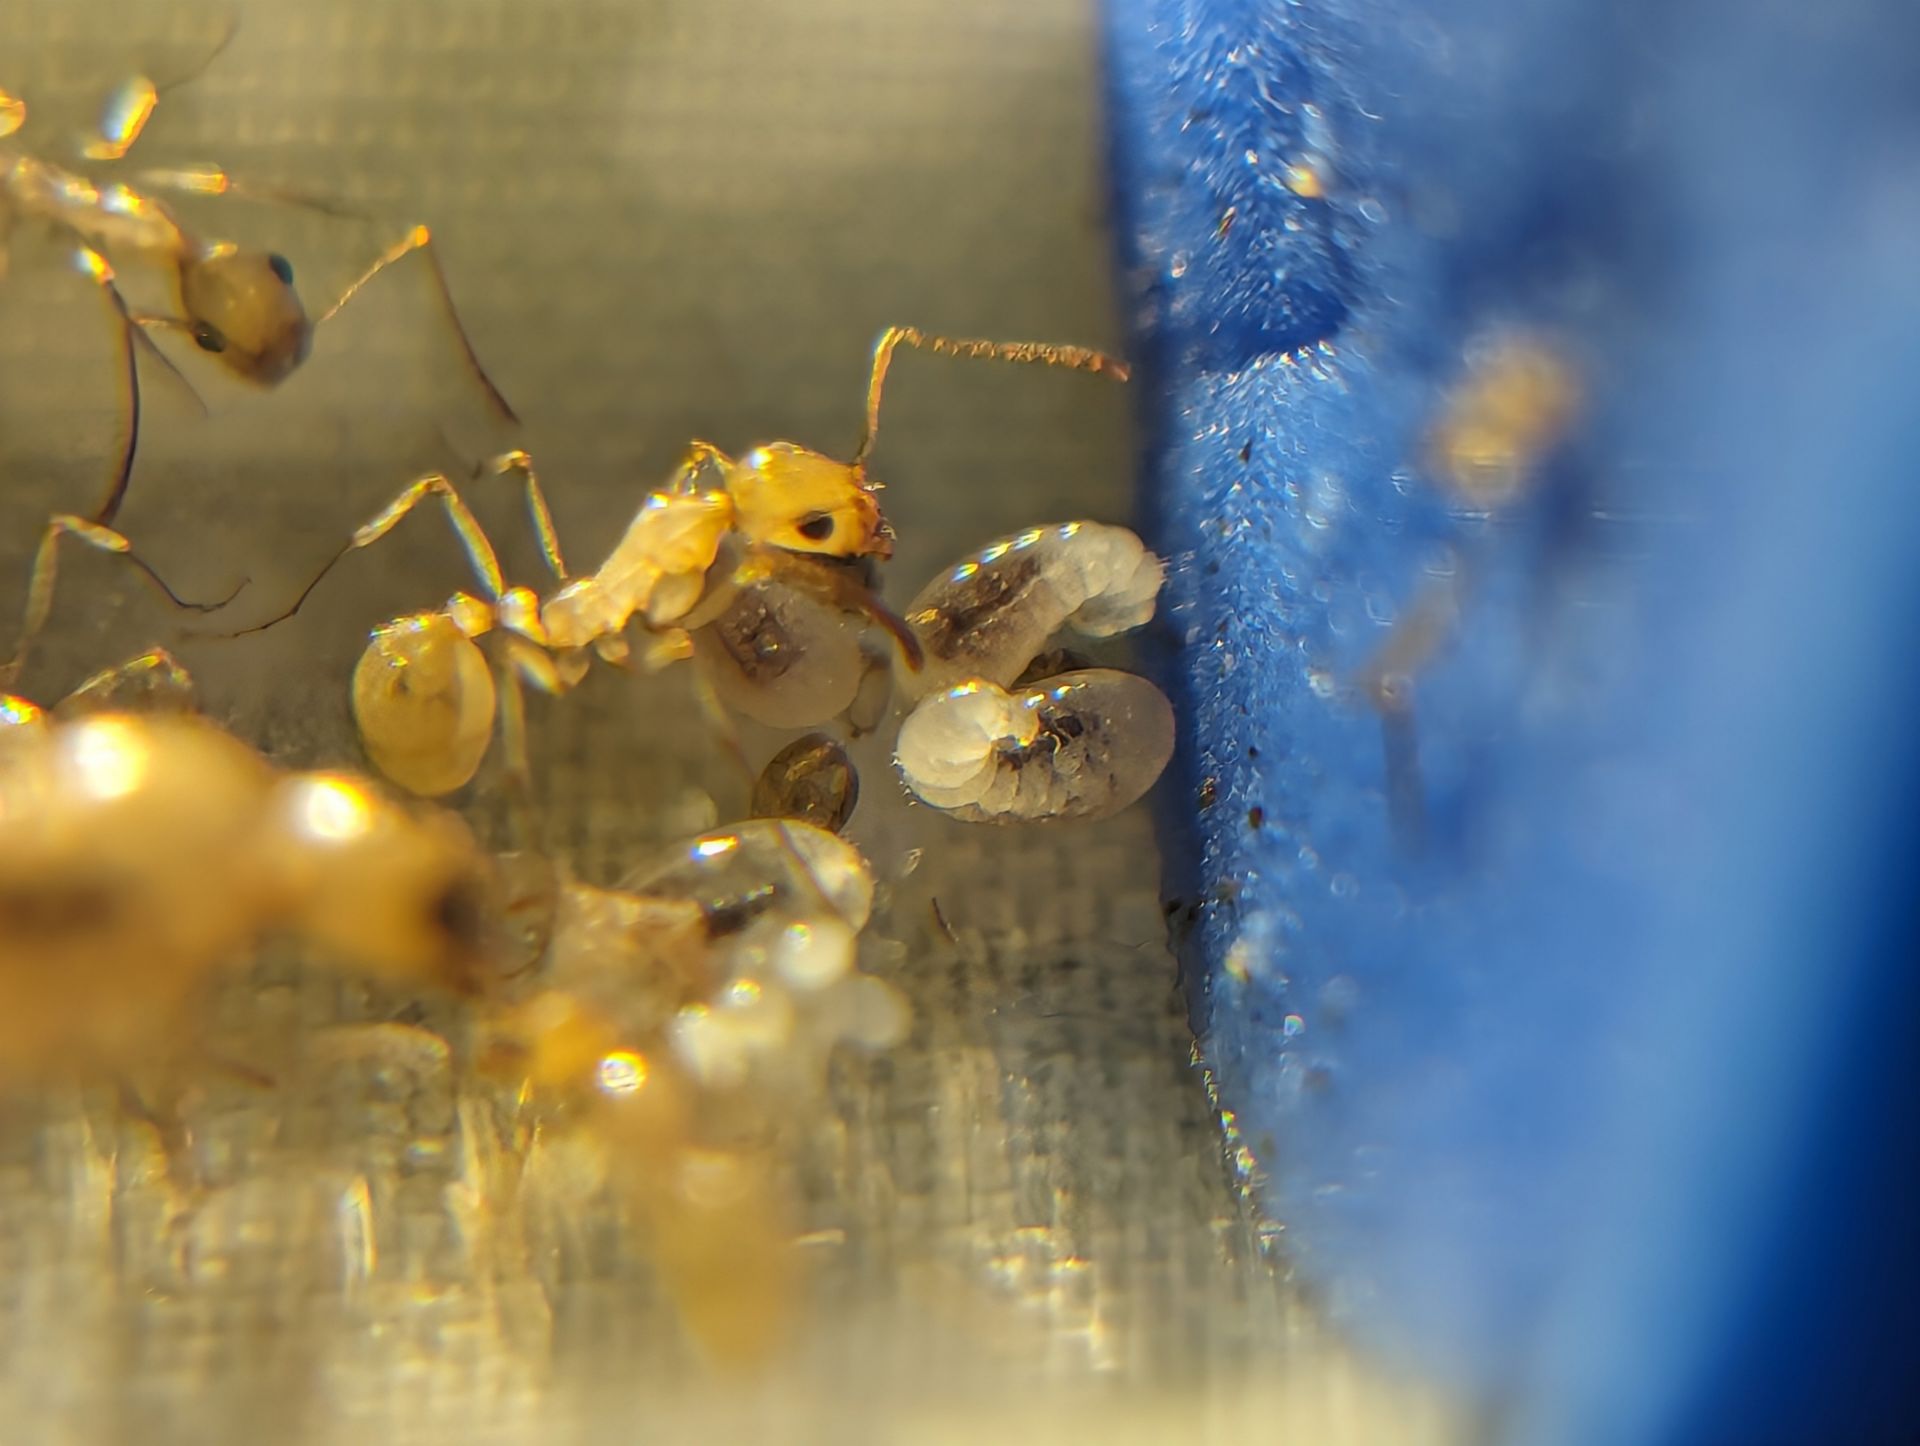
left=1104, top=0, right=1920, bottom=1440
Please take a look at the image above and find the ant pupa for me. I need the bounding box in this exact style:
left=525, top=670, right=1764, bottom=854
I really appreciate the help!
left=481, top=818, right=905, bottom=1361
left=892, top=522, right=1176, bottom=823
left=0, top=26, right=515, bottom=524
left=227, top=327, right=1128, bottom=803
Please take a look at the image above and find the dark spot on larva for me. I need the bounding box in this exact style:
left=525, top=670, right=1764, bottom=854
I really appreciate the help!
left=1247, top=806, right=1264, bottom=830
left=1198, top=777, right=1218, bottom=810
left=1238, top=441, right=1252, bottom=464
left=702, top=883, right=780, bottom=939
left=713, top=591, right=796, bottom=683
left=912, top=552, right=1042, bottom=662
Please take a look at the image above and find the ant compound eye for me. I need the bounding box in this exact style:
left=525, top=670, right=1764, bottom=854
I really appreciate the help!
left=191, top=322, right=228, bottom=354
left=266, top=252, right=295, bottom=285
left=796, top=512, right=836, bottom=543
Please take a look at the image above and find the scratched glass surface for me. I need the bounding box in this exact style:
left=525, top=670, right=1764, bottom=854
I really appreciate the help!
left=0, top=1, right=1463, bottom=1440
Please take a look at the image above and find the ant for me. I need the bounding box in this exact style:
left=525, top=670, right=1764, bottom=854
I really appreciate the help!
left=0, top=698, right=495, bottom=1091
left=481, top=816, right=905, bottom=1361
left=1, top=23, right=515, bottom=526
left=225, top=327, right=1128, bottom=806
left=0, top=506, right=492, bottom=1090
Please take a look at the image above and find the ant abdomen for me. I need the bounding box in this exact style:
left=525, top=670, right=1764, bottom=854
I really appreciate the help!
left=352, top=612, right=496, bottom=797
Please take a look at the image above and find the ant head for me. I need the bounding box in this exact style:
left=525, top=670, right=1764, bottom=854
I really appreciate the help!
left=175, top=244, right=312, bottom=385
left=266, top=771, right=497, bottom=995
left=352, top=612, right=497, bottom=798
left=725, top=444, right=894, bottom=560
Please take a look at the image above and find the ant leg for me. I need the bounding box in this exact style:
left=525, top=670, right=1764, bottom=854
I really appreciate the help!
left=688, top=655, right=759, bottom=797
left=1353, top=575, right=1459, bottom=857
left=131, top=164, right=368, bottom=222
left=664, top=439, right=736, bottom=492
left=82, top=17, right=237, bottom=161
left=853, top=325, right=1131, bottom=465
left=1, top=516, right=234, bottom=689
left=494, top=643, right=540, bottom=850
left=228, top=473, right=508, bottom=636
left=318, top=225, right=519, bottom=425
left=484, top=451, right=569, bottom=581
left=60, top=647, right=196, bottom=716
left=69, top=246, right=208, bottom=526
left=0, top=84, right=24, bottom=139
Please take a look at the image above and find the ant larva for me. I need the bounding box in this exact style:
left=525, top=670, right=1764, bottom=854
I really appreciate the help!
left=482, top=818, right=905, bottom=1361
left=891, top=522, right=1177, bottom=823
left=228, top=327, right=1128, bottom=802
left=0, top=701, right=495, bottom=1090
left=0, top=27, right=515, bottom=524
left=751, top=732, right=859, bottom=834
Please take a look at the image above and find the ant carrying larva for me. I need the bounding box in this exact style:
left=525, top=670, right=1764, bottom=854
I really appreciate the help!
left=0, top=24, right=515, bottom=525
left=219, top=327, right=1129, bottom=809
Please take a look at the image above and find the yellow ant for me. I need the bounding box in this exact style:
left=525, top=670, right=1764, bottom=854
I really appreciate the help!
left=0, top=25, right=515, bottom=525
left=481, top=817, right=905, bottom=1362
left=227, top=327, right=1128, bottom=803
left=0, top=513, right=492, bottom=1088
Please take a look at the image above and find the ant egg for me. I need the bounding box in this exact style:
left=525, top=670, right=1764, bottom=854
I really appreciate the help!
left=895, top=668, right=1175, bottom=823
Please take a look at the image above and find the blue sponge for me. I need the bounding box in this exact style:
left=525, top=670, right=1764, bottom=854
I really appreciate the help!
left=1105, top=0, right=1920, bottom=1440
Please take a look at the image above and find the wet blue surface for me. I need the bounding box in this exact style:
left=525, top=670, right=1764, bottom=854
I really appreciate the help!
left=1104, top=0, right=1920, bottom=1440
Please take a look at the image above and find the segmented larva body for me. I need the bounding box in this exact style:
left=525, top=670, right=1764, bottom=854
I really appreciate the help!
left=902, top=522, right=1164, bottom=697
left=895, top=669, right=1175, bottom=824
left=894, top=522, right=1175, bottom=824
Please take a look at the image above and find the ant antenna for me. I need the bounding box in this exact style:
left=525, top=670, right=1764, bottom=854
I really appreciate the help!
left=852, top=326, right=1130, bottom=467
left=318, top=225, right=520, bottom=426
